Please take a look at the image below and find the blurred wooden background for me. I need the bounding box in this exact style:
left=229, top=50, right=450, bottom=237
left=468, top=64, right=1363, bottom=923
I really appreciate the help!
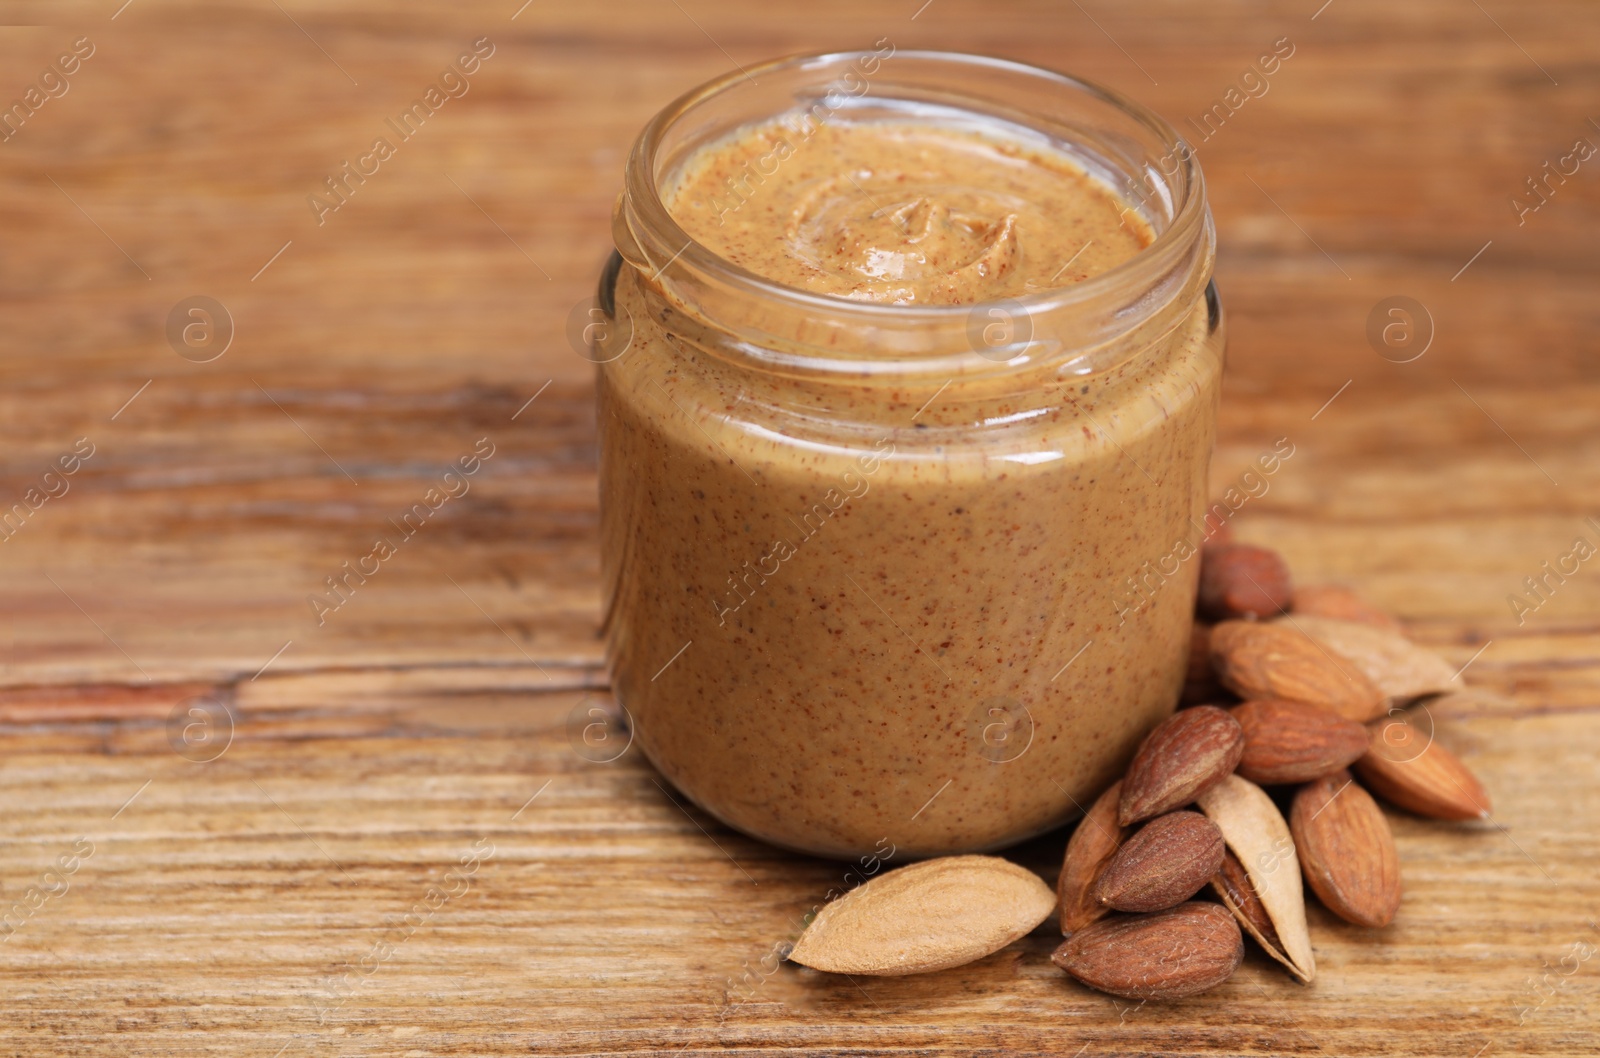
left=0, top=0, right=1596, bottom=1054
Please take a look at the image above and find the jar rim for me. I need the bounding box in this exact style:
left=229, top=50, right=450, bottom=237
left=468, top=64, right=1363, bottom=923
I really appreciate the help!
left=618, top=49, right=1214, bottom=376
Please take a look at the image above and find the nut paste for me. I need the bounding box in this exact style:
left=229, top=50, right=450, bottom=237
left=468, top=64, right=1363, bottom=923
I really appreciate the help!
left=600, top=78, right=1223, bottom=859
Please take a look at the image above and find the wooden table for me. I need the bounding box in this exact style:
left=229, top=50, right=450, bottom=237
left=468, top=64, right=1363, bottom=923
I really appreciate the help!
left=2, top=0, right=1597, bottom=1053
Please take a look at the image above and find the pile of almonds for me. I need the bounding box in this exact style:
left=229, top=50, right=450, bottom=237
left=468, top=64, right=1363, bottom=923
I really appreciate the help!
left=786, top=540, right=1493, bottom=1002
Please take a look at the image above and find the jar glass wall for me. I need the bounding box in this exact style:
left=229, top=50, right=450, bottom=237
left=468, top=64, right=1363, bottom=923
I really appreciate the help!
left=596, top=51, right=1224, bottom=859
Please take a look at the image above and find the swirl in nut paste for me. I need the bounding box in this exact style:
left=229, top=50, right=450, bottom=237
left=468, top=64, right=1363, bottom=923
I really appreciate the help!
left=664, top=117, right=1152, bottom=305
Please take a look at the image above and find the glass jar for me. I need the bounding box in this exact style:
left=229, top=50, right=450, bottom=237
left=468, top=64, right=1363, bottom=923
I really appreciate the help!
left=595, top=50, right=1223, bottom=860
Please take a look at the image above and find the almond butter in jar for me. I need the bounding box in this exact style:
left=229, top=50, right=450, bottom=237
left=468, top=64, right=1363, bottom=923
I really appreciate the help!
left=595, top=50, right=1223, bottom=859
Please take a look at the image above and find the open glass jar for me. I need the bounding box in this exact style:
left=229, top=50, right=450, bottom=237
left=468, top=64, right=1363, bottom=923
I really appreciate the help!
left=595, top=50, right=1223, bottom=859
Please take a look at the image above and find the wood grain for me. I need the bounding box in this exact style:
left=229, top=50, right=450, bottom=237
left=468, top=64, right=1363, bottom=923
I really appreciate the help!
left=1, top=0, right=1597, bottom=1054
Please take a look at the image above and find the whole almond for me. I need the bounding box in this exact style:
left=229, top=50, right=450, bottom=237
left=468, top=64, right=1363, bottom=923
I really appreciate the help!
left=1093, top=810, right=1225, bottom=913
left=1281, top=614, right=1456, bottom=703
left=1058, top=780, right=1129, bottom=934
left=1196, top=774, right=1315, bottom=983
left=1118, top=705, right=1245, bottom=826
left=787, top=855, right=1055, bottom=976
left=1210, top=849, right=1285, bottom=963
left=1231, top=698, right=1371, bottom=785
left=1198, top=543, right=1293, bottom=620
left=1291, top=770, right=1402, bottom=927
left=1210, top=620, right=1385, bottom=722
left=1354, top=714, right=1492, bottom=821
left=1052, top=902, right=1243, bottom=1000
left=1292, top=584, right=1401, bottom=631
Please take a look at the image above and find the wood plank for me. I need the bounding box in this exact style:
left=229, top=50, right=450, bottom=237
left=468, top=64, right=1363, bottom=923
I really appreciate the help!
left=0, top=688, right=1594, bottom=1055
left=0, top=0, right=1597, bottom=1053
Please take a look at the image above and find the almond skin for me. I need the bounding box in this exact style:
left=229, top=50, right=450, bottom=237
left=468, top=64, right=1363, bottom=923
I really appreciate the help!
left=1291, top=770, right=1402, bottom=927
left=1210, top=620, right=1386, bottom=722
left=1199, top=543, right=1294, bottom=620
left=1093, top=810, right=1225, bottom=913
left=1058, top=781, right=1129, bottom=934
left=1052, top=902, right=1244, bottom=1000
left=1292, top=584, right=1401, bottom=631
left=787, top=855, right=1056, bottom=976
left=1231, top=698, right=1371, bottom=785
left=1118, top=705, right=1245, bottom=826
left=1354, top=715, right=1492, bottom=821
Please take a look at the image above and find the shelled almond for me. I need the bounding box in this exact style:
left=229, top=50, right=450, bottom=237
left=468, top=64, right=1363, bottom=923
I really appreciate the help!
left=1292, top=583, right=1402, bottom=631
left=1291, top=771, right=1402, bottom=927
left=1118, top=705, right=1244, bottom=825
left=1210, top=850, right=1291, bottom=974
left=1043, top=546, right=1492, bottom=1001
left=1182, top=622, right=1225, bottom=705
left=1196, top=773, right=1317, bottom=983
left=1210, top=620, right=1387, bottom=721
left=1092, top=810, right=1225, bottom=913
left=1198, top=542, right=1293, bottom=620
left=1057, top=780, right=1128, bottom=933
left=1053, top=902, right=1244, bottom=1000
left=1355, top=714, right=1492, bottom=820
left=782, top=542, right=1492, bottom=1005
left=1230, top=698, right=1370, bottom=785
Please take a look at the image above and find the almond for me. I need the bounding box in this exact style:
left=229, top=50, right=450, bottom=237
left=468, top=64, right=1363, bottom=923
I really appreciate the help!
left=1052, top=902, right=1243, bottom=1000
left=1280, top=614, right=1456, bottom=703
left=1354, top=714, right=1492, bottom=821
left=1290, top=770, right=1402, bottom=927
left=1196, top=773, right=1315, bottom=983
left=1231, top=698, right=1370, bottom=785
left=1209, top=849, right=1287, bottom=967
left=1118, top=705, right=1244, bottom=826
left=1292, top=584, right=1401, bottom=632
left=1210, top=620, right=1385, bottom=722
left=1181, top=621, right=1227, bottom=706
left=1058, top=780, right=1128, bottom=934
left=786, top=855, right=1056, bottom=976
left=1198, top=543, right=1293, bottom=620
left=1093, top=810, right=1225, bottom=913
